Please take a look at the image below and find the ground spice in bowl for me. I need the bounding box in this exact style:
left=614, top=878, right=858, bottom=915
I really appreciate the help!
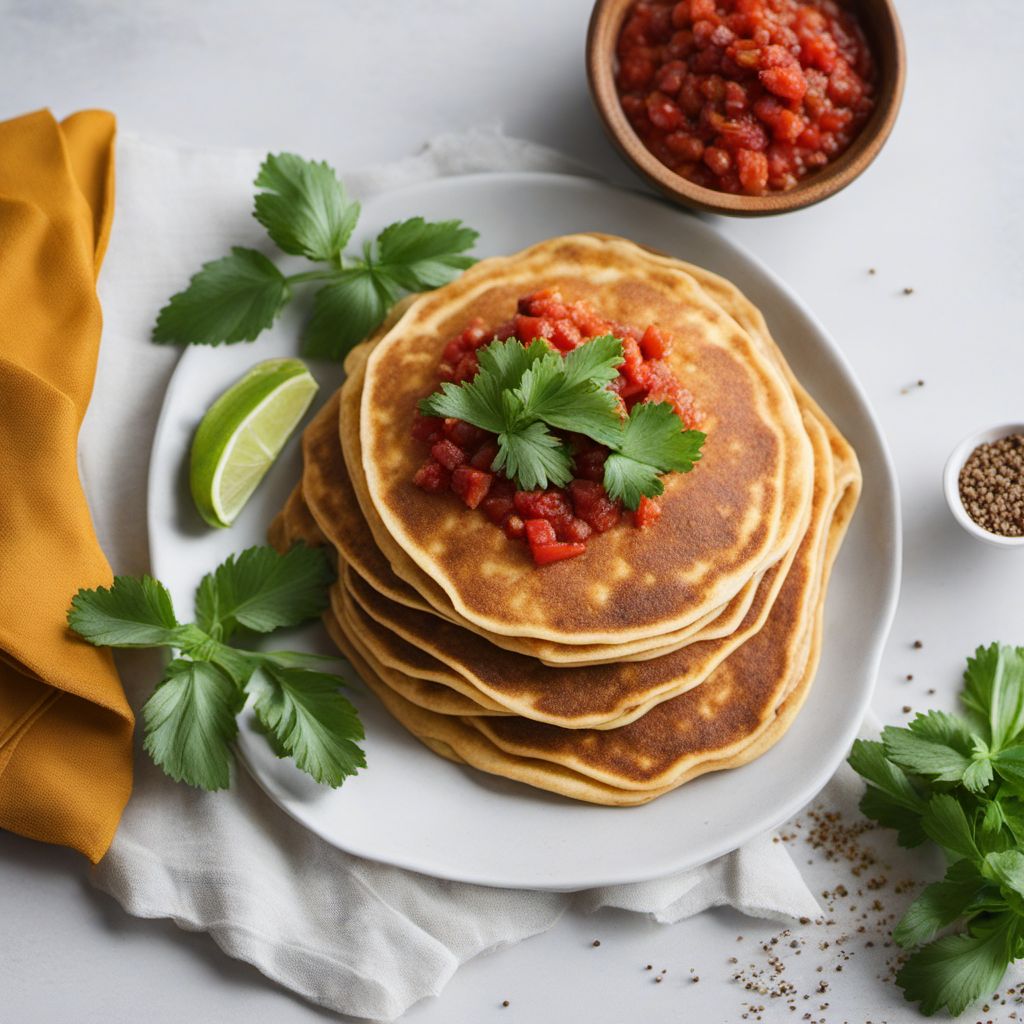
left=958, top=433, right=1024, bottom=538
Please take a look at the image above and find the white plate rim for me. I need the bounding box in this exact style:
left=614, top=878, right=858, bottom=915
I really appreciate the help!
left=148, top=171, right=902, bottom=890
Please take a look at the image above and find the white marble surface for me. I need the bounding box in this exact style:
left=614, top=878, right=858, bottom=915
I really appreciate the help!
left=1, top=0, right=1022, bottom=1021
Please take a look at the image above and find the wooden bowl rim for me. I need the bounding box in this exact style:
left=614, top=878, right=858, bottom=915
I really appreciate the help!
left=586, top=0, right=907, bottom=216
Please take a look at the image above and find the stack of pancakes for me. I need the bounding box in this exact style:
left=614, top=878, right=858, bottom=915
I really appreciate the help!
left=270, top=235, right=861, bottom=806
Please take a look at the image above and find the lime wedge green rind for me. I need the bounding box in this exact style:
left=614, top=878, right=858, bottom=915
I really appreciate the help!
left=190, top=358, right=319, bottom=528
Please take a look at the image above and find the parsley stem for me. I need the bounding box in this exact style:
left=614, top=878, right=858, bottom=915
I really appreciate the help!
left=284, top=269, right=339, bottom=285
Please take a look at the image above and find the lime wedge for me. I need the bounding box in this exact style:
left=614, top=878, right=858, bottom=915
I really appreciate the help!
left=190, top=358, right=319, bottom=528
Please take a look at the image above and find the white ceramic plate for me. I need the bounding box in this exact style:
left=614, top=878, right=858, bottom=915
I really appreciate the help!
left=149, top=173, right=900, bottom=890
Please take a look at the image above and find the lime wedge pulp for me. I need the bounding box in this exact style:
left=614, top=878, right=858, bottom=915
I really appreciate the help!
left=190, top=358, right=319, bottom=528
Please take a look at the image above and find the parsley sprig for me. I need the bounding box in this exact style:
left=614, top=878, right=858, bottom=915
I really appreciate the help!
left=419, top=336, right=705, bottom=507
left=153, top=152, right=479, bottom=361
left=849, top=643, right=1024, bottom=1016
left=68, top=544, right=364, bottom=791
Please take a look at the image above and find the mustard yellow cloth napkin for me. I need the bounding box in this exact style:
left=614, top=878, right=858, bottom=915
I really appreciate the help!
left=0, top=109, right=132, bottom=862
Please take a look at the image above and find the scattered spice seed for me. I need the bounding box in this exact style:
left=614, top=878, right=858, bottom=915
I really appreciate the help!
left=905, top=674, right=913, bottom=681
left=591, top=939, right=601, bottom=947
left=645, top=964, right=653, bottom=971
left=902, top=706, right=912, bottom=713
left=902, top=286, right=914, bottom=295
left=912, top=640, right=923, bottom=649
left=926, top=688, right=936, bottom=695
left=868, top=268, right=876, bottom=275
left=501, top=1000, right=509, bottom=1008
left=958, top=434, right=1024, bottom=537
left=899, top=379, right=925, bottom=395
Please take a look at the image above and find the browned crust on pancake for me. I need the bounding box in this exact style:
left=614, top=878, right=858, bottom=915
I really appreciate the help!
left=360, top=234, right=813, bottom=643
left=341, top=409, right=824, bottom=728
left=325, top=364, right=764, bottom=665
left=266, top=245, right=862, bottom=806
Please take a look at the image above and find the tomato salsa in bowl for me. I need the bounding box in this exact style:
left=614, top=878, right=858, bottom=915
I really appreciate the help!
left=587, top=0, right=905, bottom=215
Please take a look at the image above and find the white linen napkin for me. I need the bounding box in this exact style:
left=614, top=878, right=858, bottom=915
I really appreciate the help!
left=83, top=128, right=831, bottom=1023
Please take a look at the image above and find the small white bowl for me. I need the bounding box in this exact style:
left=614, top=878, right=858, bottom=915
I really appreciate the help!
left=944, top=423, right=1024, bottom=548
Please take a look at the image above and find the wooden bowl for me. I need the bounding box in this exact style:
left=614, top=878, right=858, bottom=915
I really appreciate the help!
left=586, top=0, right=906, bottom=216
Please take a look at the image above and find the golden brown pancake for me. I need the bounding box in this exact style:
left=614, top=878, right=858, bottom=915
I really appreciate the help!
left=464, top=431, right=855, bottom=789
left=276, top=451, right=855, bottom=804
left=359, top=234, right=814, bottom=644
left=304, top=385, right=764, bottom=665
left=267, top=242, right=862, bottom=805
left=328, top=592, right=507, bottom=718
left=339, top=408, right=827, bottom=729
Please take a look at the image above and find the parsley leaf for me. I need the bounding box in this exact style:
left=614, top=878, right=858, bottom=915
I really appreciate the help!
left=153, top=247, right=289, bottom=346
left=964, top=736, right=996, bottom=794
left=964, top=644, right=1024, bottom=752
left=478, top=336, right=549, bottom=390
left=494, top=416, right=574, bottom=491
left=849, top=738, right=928, bottom=846
left=849, top=739, right=926, bottom=813
left=68, top=576, right=185, bottom=648
left=247, top=663, right=365, bottom=787
left=993, top=745, right=1024, bottom=793
left=907, top=709, right=975, bottom=751
left=923, top=793, right=982, bottom=861
left=602, top=450, right=664, bottom=511
left=894, top=859, right=990, bottom=948
left=372, top=217, right=479, bottom=290
left=982, top=849, right=1024, bottom=903
left=302, top=267, right=401, bottom=360
left=67, top=545, right=364, bottom=794
left=515, top=341, right=624, bottom=447
left=253, top=153, right=360, bottom=263
left=881, top=724, right=972, bottom=783
left=142, top=659, right=243, bottom=791
left=418, top=335, right=705, bottom=500
left=603, top=402, right=706, bottom=509
left=851, top=644, right=1024, bottom=1015
left=195, top=543, right=333, bottom=641
left=562, top=334, right=628, bottom=388
left=897, top=912, right=1019, bottom=1017
left=418, top=339, right=531, bottom=433
left=152, top=153, right=479, bottom=359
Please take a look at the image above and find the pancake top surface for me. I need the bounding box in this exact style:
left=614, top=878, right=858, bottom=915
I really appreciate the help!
left=360, top=234, right=812, bottom=643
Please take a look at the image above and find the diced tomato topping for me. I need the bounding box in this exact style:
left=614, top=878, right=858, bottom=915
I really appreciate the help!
left=569, top=479, right=622, bottom=533
left=450, top=352, right=479, bottom=384
left=524, top=518, right=557, bottom=548
left=451, top=465, right=493, bottom=510
left=640, top=325, right=672, bottom=360
left=620, top=335, right=645, bottom=387
left=558, top=517, right=593, bottom=544
left=470, top=440, right=499, bottom=470
left=503, top=514, right=526, bottom=539
left=481, top=493, right=515, bottom=525
left=573, top=443, right=609, bottom=482
left=632, top=495, right=664, bottom=528
left=411, top=292, right=701, bottom=565
left=513, top=314, right=554, bottom=344
left=549, top=319, right=584, bottom=352
left=443, top=418, right=486, bottom=449
left=430, top=439, right=467, bottom=471
left=410, top=411, right=444, bottom=444
left=514, top=489, right=573, bottom=523
left=412, top=460, right=450, bottom=494
left=531, top=541, right=587, bottom=566
left=480, top=476, right=515, bottom=523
